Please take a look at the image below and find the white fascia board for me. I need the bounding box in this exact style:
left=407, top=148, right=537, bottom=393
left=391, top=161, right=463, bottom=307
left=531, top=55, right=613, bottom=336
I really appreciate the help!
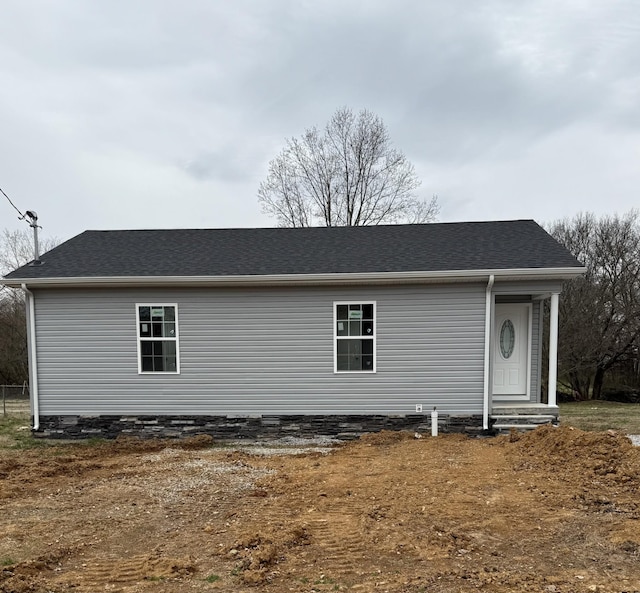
left=3, top=266, right=586, bottom=288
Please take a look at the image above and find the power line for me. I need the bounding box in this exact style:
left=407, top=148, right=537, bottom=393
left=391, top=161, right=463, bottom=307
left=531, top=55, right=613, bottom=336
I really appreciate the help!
left=0, top=186, right=26, bottom=219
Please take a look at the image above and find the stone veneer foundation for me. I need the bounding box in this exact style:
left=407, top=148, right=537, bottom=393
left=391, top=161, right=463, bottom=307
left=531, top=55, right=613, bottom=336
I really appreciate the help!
left=34, top=414, right=485, bottom=440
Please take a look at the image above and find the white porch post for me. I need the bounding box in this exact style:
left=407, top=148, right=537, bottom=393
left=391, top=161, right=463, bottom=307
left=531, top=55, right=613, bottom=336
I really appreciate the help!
left=547, top=292, right=560, bottom=407
left=482, top=275, right=494, bottom=430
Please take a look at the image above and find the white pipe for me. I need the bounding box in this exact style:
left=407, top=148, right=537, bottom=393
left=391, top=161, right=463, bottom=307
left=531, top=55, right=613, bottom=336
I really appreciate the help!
left=431, top=407, right=438, bottom=437
left=482, top=274, right=495, bottom=430
left=32, top=223, right=40, bottom=262
left=548, top=292, right=559, bottom=407
left=21, top=284, right=39, bottom=430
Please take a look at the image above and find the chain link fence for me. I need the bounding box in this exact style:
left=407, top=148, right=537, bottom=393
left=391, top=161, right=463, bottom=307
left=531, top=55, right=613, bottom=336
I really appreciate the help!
left=2, top=384, right=30, bottom=416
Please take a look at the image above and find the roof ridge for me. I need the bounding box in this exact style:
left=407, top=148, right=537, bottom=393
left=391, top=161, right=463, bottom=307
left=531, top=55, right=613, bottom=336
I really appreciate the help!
left=80, top=219, right=538, bottom=233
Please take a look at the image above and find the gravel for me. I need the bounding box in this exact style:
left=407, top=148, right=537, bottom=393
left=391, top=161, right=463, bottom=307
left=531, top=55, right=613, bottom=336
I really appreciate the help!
left=222, top=435, right=343, bottom=455
left=233, top=445, right=335, bottom=456
left=134, top=448, right=274, bottom=504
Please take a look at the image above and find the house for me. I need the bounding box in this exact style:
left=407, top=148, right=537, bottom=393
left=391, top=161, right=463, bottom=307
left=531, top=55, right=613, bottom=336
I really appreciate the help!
left=1, top=220, right=584, bottom=439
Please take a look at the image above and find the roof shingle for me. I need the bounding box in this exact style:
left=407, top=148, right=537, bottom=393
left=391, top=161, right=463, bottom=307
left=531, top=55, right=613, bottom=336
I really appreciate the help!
left=3, top=220, right=583, bottom=280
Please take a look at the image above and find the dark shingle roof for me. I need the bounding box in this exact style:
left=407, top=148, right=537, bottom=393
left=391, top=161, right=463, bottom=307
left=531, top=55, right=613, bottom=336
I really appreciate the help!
left=3, top=220, right=582, bottom=280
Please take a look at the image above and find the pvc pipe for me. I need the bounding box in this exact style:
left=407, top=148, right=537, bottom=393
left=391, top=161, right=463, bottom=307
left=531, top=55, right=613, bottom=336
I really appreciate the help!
left=21, top=284, right=39, bottom=430
left=431, top=407, right=438, bottom=437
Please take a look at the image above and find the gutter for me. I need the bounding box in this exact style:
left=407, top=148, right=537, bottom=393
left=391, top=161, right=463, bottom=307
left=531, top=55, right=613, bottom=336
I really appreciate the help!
left=2, top=266, right=587, bottom=289
left=482, top=275, right=495, bottom=431
left=21, top=284, right=39, bottom=431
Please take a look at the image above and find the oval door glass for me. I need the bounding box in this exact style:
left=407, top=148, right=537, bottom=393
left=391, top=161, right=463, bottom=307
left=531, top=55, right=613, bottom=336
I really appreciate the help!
left=500, top=320, right=515, bottom=359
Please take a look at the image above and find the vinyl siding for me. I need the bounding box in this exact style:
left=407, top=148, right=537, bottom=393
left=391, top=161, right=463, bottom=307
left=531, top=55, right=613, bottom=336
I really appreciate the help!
left=493, top=280, right=564, bottom=295
left=32, top=284, right=487, bottom=416
left=530, top=299, right=541, bottom=403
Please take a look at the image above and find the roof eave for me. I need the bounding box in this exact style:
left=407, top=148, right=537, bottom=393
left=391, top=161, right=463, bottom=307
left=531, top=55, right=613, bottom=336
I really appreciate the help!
left=2, top=267, right=587, bottom=288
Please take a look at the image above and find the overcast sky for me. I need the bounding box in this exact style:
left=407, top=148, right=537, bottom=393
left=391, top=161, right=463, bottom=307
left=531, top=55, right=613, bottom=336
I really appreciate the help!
left=1, top=0, right=638, bottom=243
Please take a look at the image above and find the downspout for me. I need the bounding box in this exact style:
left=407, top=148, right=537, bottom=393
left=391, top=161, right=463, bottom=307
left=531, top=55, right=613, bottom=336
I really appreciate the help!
left=21, top=284, right=39, bottom=431
left=482, top=275, right=495, bottom=430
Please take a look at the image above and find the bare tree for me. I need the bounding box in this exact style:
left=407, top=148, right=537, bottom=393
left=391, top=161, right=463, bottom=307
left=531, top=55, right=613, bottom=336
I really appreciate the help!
left=0, top=228, right=58, bottom=384
left=0, top=228, right=58, bottom=297
left=258, top=107, right=439, bottom=227
left=1, top=228, right=53, bottom=273
left=549, top=211, right=640, bottom=399
left=0, top=295, right=28, bottom=384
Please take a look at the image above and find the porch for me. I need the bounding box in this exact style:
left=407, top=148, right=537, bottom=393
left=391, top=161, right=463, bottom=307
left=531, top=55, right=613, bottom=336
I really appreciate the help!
left=484, top=284, right=561, bottom=433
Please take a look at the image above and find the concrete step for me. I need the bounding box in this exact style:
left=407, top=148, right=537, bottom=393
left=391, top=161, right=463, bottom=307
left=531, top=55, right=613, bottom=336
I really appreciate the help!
left=492, top=423, right=543, bottom=432
left=491, top=405, right=559, bottom=416
left=491, top=414, right=558, bottom=424
left=491, top=404, right=559, bottom=433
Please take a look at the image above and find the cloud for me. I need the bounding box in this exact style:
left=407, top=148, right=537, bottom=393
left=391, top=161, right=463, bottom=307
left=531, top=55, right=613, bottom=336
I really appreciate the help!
left=0, top=0, right=638, bottom=240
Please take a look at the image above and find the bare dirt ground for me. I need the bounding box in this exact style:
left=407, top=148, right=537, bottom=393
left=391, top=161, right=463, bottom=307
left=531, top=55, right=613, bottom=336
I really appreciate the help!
left=1, top=426, right=639, bottom=593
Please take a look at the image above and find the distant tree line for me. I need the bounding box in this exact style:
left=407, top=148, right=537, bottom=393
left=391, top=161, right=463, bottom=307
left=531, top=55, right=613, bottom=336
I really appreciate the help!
left=0, top=229, right=57, bottom=384
left=0, top=288, right=28, bottom=385
left=549, top=211, right=640, bottom=400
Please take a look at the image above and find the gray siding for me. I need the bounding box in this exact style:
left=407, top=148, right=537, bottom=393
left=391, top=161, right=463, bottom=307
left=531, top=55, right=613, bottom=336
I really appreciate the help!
left=530, top=299, right=541, bottom=403
left=493, top=279, right=564, bottom=295
left=33, top=284, right=487, bottom=416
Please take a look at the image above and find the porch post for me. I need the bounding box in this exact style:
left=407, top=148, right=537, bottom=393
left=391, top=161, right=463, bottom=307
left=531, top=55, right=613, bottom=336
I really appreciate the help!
left=547, top=292, right=559, bottom=407
left=482, top=275, right=494, bottom=430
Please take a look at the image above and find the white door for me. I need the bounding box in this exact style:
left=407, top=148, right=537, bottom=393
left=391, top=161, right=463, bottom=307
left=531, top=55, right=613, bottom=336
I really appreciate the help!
left=492, top=304, right=530, bottom=398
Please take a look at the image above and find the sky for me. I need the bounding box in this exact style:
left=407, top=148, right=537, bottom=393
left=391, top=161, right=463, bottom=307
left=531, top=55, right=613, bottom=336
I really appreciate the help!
left=0, top=0, right=638, bottom=244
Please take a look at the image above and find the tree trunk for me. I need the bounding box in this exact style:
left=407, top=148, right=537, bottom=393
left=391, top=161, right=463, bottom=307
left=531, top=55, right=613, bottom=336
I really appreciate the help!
left=592, top=366, right=606, bottom=400
left=568, top=372, right=593, bottom=401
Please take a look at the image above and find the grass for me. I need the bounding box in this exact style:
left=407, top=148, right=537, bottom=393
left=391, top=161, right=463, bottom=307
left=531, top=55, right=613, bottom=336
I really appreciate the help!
left=314, top=575, right=338, bottom=586
left=559, top=401, right=640, bottom=433
left=0, top=414, right=110, bottom=451
left=204, top=574, right=221, bottom=583
left=0, top=415, right=48, bottom=450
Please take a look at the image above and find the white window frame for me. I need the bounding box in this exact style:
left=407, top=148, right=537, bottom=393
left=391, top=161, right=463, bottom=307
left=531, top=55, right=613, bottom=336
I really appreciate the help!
left=333, top=301, right=377, bottom=374
left=136, top=303, right=181, bottom=374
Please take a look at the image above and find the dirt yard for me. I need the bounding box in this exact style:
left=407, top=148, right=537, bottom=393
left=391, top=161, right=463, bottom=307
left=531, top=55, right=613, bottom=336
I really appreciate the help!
left=1, top=426, right=639, bottom=593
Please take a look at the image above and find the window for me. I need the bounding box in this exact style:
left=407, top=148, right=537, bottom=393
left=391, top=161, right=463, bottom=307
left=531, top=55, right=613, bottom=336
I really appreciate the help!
left=499, top=319, right=515, bottom=359
left=136, top=304, right=180, bottom=373
left=334, top=302, right=375, bottom=372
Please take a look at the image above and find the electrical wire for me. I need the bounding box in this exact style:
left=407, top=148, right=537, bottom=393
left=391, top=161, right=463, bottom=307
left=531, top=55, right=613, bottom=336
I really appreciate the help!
left=0, top=186, right=25, bottom=219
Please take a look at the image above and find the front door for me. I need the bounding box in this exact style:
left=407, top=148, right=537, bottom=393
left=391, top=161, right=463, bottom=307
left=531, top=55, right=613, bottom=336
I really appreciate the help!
left=492, top=304, right=530, bottom=398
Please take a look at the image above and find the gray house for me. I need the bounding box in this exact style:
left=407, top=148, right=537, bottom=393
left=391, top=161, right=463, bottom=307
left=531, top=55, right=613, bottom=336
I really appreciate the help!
left=2, top=220, right=584, bottom=439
